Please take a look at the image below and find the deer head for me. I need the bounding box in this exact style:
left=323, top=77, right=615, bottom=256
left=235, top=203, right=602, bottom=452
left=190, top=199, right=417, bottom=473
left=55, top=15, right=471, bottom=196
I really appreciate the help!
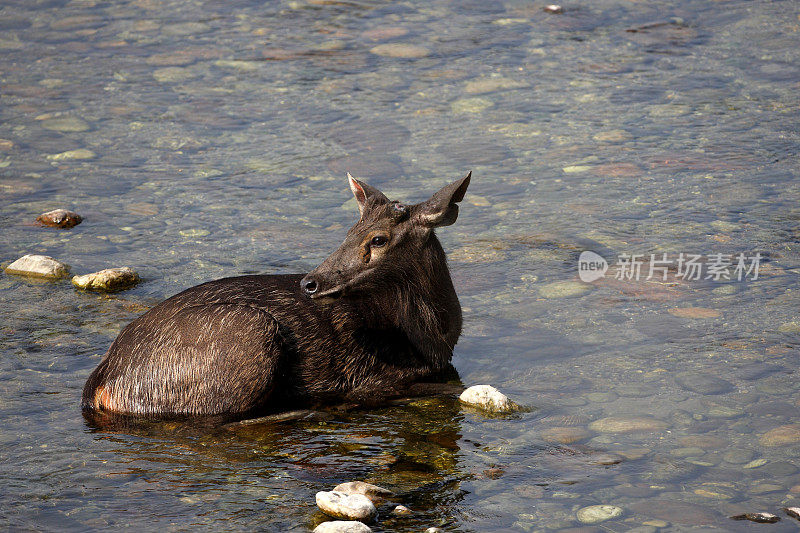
left=300, top=172, right=471, bottom=299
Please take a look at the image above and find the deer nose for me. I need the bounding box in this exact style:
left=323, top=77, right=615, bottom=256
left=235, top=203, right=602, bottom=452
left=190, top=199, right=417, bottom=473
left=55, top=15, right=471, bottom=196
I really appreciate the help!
left=301, top=277, right=318, bottom=295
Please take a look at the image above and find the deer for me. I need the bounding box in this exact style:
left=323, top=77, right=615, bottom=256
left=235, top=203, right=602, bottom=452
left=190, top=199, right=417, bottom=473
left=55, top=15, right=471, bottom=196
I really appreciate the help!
left=81, top=172, right=471, bottom=419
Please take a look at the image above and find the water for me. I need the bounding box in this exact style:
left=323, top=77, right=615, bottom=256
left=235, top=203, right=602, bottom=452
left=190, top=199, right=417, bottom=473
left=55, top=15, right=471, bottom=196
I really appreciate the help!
left=1, top=0, right=799, bottom=530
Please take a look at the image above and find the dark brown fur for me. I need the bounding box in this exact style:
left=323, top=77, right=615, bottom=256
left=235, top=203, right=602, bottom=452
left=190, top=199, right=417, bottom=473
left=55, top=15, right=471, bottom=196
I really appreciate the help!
left=82, top=173, right=471, bottom=418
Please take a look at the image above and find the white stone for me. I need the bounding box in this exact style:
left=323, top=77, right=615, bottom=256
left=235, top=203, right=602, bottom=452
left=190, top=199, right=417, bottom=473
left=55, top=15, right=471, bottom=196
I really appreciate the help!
left=316, top=491, right=376, bottom=522
left=5, top=254, right=70, bottom=279
left=576, top=504, right=623, bottom=524
left=313, top=521, right=372, bottom=533
left=459, top=385, right=518, bottom=413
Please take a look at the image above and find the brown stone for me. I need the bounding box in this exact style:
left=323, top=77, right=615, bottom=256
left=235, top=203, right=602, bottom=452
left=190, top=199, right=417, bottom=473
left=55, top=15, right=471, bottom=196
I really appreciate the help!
left=760, top=425, right=800, bottom=446
left=36, top=209, right=83, bottom=228
left=668, top=307, right=721, bottom=319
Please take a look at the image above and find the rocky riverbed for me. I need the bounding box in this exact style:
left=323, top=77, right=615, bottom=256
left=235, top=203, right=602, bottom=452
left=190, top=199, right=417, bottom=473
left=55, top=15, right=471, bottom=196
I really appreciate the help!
left=1, top=0, right=799, bottom=531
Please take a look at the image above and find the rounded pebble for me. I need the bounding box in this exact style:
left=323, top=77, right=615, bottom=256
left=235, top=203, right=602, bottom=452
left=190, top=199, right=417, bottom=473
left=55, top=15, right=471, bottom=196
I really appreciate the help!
left=316, top=491, right=376, bottom=522
left=36, top=209, right=83, bottom=228
left=459, top=385, right=518, bottom=413
left=576, top=505, right=623, bottom=524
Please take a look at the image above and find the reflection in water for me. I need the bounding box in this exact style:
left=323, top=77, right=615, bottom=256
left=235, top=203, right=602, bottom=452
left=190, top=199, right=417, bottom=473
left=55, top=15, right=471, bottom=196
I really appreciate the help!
left=85, top=394, right=472, bottom=531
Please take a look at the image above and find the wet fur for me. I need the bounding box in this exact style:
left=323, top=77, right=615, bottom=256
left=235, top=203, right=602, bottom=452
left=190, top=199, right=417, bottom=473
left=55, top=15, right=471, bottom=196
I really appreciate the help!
left=82, top=235, right=461, bottom=417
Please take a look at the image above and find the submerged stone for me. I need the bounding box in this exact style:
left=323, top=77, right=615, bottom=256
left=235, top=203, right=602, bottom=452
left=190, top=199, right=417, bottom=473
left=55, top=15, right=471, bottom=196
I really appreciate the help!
left=630, top=500, right=717, bottom=525
left=313, top=521, right=372, bottom=533
left=36, top=209, right=83, bottom=228
left=668, top=307, right=721, bottom=319
left=451, top=97, right=493, bottom=114
left=5, top=254, right=70, bottom=279
left=464, top=77, right=528, bottom=94
left=362, top=27, right=409, bottom=41
left=760, top=424, right=800, bottom=446
left=589, top=416, right=668, bottom=434
left=40, top=116, right=90, bottom=132
left=675, top=372, right=733, bottom=395
left=743, top=458, right=767, bottom=469
left=392, top=505, right=412, bottom=516
left=46, top=149, right=96, bottom=160
left=152, top=67, right=197, bottom=83
left=593, top=129, right=632, bottom=142
left=72, top=267, right=139, bottom=292
left=459, top=385, right=518, bottom=413
left=316, top=491, right=376, bottom=522
left=538, top=281, right=592, bottom=298
left=576, top=505, right=623, bottom=524
left=369, top=43, right=430, bottom=58
left=541, top=426, right=591, bottom=444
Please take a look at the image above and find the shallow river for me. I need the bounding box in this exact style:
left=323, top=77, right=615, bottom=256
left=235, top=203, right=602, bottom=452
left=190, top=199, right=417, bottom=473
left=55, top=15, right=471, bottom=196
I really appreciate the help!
left=1, top=0, right=799, bottom=531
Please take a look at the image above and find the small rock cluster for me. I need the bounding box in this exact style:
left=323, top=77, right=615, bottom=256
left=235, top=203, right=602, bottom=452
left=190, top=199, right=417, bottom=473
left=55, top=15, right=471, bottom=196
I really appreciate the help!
left=314, top=481, right=402, bottom=532
left=4, top=209, right=140, bottom=292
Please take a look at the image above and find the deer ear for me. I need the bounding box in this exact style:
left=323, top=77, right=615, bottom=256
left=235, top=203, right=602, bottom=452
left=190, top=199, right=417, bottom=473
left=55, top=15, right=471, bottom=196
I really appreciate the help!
left=348, top=172, right=388, bottom=217
left=415, top=171, right=471, bottom=227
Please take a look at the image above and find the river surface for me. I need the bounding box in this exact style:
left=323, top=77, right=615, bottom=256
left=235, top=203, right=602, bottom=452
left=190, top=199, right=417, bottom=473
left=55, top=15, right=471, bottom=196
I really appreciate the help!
left=1, top=0, right=799, bottom=531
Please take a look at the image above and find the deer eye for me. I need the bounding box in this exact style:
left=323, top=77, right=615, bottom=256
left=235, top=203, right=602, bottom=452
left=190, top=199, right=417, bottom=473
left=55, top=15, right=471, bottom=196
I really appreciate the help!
left=370, top=235, right=388, bottom=247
